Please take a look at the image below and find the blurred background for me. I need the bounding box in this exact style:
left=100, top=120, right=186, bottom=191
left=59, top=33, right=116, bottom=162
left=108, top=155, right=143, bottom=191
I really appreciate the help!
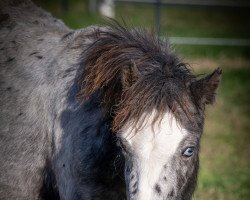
left=33, top=0, right=250, bottom=199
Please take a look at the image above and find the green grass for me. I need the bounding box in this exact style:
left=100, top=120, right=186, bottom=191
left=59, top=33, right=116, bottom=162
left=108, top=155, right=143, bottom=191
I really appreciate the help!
left=33, top=1, right=250, bottom=199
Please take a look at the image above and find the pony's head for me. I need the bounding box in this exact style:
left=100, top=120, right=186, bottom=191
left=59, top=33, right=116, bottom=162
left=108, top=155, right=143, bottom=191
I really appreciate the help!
left=79, top=23, right=222, bottom=200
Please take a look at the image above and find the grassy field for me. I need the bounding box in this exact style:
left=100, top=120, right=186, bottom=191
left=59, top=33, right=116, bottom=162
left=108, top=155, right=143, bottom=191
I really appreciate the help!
left=34, top=1, right=250, bottom=199
left=193, top=67, right=250, bottom=200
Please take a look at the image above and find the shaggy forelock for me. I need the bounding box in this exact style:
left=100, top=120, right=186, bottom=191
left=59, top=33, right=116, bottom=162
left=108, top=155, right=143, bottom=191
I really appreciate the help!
left=78, top=22, right=198, bottom=132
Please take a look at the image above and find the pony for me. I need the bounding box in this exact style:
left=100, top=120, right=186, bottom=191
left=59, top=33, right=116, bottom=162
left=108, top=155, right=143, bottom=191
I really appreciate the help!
left=0, top=0, right=222, bottom=199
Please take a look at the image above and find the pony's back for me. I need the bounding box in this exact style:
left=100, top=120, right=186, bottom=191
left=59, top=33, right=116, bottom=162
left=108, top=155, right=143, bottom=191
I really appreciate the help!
left=0, top=1, right=79, bottom=199
left=0, top=1, right=125, bottom=199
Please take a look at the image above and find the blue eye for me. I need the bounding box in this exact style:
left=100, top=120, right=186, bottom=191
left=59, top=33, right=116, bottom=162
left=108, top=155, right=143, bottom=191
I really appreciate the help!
left=183, top=147, right=194, bottom=157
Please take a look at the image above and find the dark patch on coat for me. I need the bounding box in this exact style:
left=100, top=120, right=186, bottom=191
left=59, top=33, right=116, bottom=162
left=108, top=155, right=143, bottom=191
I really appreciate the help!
left=168, top=189, right=174, bottom=197
left=61, top=31, right=74, bottom=40
left=36, top=55, right=43, bottom=59
left=39, top=161, right=60, bottom=200
left=18, top=112, right=23, bottom=116
left=0, top=13, right=10, bottom=23
left=132, top=182, right=137, bottom=190
left=155, top=184, right=162, bottom=194
left=6, top=86, right=12, bottom=91
left=9, top=0, right=26, bottom=7
left=33, top=20, right=39, bottom=25
left=29, top=51, right=38, bottom=56
left=6, top=57, right=15, bottom=62
left=131, top=188, right=138, bottom=195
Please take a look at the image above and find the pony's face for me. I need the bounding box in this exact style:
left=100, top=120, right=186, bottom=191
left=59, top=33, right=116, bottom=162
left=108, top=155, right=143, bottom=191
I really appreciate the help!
left=119, top=111, right=200, bottom=200
left=114, top=66, right=221, bottom=200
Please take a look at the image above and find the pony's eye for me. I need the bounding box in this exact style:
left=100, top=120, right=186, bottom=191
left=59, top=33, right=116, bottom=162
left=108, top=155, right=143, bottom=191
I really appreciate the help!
left=183, top=147, right=194, bottom=157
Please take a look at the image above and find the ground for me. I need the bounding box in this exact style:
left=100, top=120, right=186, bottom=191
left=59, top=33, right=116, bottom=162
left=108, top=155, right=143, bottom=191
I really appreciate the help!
left=33, top=1, right=250, bottom=199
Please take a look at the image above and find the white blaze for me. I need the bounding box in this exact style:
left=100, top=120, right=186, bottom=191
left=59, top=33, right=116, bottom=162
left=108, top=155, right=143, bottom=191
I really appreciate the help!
left=121, top=111, right=187, bottom=200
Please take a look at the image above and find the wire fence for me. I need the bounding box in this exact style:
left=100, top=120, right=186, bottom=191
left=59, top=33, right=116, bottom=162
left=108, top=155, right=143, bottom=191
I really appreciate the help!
left=114, top=0, right=250, bottom=46
left=84, top=0, right=250, bottom=46
left=115, top=0, right=250, bottom=8
left=168, top=37, right=250, bottom=46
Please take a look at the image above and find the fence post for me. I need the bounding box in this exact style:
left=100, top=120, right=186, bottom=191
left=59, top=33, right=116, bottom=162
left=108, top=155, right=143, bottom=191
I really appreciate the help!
left=60, top=0, right=69, bottom=13
left=155, top=0, right=161, bottom=35
left=89, top=0, right=97, bottom=13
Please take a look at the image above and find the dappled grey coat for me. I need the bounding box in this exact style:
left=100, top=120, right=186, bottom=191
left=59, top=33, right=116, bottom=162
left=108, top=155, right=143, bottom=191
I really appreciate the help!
left=0, top=0, right=124, bottom=199
left=0, top=1, right=222, bottom=200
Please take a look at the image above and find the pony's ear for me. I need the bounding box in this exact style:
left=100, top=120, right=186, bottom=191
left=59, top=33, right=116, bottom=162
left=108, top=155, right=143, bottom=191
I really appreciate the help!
left=122, top=61, right=139, bottom=88
left=191, top=68, right=222, bottom=105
